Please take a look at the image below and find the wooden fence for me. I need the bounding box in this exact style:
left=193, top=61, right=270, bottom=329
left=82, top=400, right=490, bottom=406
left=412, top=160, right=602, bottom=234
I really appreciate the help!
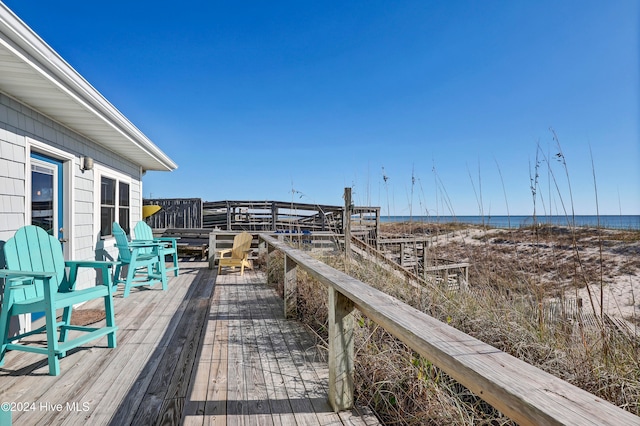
left=259, top=233, right=638, bottom=425
left=144, top=198, right=203, bottom=228
left=202, top=200, right=345, bottom=231
left=143, top=198, right=380, bottom=240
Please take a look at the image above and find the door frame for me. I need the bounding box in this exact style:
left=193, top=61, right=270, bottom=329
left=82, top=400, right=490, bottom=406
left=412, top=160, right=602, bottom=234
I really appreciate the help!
left=26, top=138, right=75, bottom=259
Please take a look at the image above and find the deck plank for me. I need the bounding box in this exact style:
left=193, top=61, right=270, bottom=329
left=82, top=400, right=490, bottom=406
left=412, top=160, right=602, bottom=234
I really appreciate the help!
left=240, top=277, right=275, bottom=426
left=0, top=262, right=378, bottom=425
left=254, top=275, right=344, bottom=425
left=126, top=266, right=215, bottom=425
left=156, top=268, right=216, bottom=425
left=246, top=276, right=296, bottom=426
left=182, top=270, right=221, bottom=424
left=3, top=275, right=187, bottom=426
left=204, top=284, right=229, bottom=426
left=88, top=274, right=195, bottom=423
left=102, top=271, right=197, bottom=426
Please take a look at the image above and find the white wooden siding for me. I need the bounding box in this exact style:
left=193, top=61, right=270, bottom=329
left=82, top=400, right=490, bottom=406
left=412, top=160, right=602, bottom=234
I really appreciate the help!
left=0, top=92, right=144, bottom=290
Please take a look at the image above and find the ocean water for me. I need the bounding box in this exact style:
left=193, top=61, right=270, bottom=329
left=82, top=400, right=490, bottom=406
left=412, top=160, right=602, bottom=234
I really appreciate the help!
left=380, top=215, right=640, bottom=230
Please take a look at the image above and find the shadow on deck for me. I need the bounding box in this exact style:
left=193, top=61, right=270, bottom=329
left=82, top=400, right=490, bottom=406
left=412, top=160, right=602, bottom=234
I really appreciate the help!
left=0, top=261, right=378, bottom=425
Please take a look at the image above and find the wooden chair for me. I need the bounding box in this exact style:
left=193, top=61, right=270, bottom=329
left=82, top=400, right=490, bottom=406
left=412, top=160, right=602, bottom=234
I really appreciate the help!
left=112, top=222, right=167, bottom=298
left=217, top=232, right=253, bottom=275
left=0, top=225, right=117, bottom=376
left=133, top=221, right=179, bottom=277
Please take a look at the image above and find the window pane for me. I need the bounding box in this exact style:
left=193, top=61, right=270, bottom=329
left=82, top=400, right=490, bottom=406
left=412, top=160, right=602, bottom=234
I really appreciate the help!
left=119, top=207, right=130, bottom=235
left=119, top=182, right=130, bottom=207
left=101, top=177, right=117, bottom=237
left=101, top=206, right=115, bottom=236
left=32, top=168, right=54, bottom=235
left=101, top=177, right=115, bottom=205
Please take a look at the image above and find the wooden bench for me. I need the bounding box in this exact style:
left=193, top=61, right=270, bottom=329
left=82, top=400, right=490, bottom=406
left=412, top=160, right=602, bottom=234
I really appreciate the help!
left=160, top=228, right=211, bottom=259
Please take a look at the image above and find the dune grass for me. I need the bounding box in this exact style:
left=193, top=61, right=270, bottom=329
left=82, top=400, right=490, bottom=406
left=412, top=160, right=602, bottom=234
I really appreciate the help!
left=263, top=138, right=639, bottom=424
left=264, top=222, right=640, bottom=425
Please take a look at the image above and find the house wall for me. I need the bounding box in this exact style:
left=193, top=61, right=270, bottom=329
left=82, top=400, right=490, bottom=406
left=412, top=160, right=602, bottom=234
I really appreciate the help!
left=0, top=91, right=143, bottom=290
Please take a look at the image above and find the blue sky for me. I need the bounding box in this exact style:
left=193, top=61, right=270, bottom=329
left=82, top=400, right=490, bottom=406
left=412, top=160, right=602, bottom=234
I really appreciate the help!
left=4, top=1, right=639, bottom=215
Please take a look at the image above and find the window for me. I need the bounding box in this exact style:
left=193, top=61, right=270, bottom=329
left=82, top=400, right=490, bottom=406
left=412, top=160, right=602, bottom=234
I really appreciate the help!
left=119, top=181, right=130, bottom=233
left=100, top=177, right=115, bottom=236
left=31, top=162, right=55, bottom=235
left=100, top=176, right=130, bottom=236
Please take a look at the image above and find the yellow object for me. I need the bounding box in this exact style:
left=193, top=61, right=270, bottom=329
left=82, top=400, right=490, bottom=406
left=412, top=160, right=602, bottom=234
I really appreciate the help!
left=142, top=205, right=161, bottom=219
left=217, top=232, right=253, bottom=275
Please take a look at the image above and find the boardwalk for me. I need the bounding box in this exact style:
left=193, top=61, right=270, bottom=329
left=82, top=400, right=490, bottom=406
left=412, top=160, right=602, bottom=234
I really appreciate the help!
left=0, top=262, right=378, bottom=425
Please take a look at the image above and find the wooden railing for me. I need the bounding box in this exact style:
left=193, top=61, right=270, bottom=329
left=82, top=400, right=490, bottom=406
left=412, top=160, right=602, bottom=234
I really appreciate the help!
left=207, top=231, right=341, bottom=269
left=351, top=236, right=470, bottom=291
left=259, top=233, right=639, bottom=425
left=145, top=197, right=381, bottom=239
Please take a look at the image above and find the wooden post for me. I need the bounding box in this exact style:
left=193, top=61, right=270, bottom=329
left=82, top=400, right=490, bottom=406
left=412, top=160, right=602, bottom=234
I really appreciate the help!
left=462, top=265, right=469, bottom=291
left=458, top=267, right=469, bottom=291
left=208, top=232, right=217, bottom=270
left=375, top=207, right=380, bottom=247
left=328, top=286, right=355, bottom=411
left=271, top=201, right=278, bottom=232
left=344, top=187, right=351, bottom=259
left=284, top=255, right=297, bottom=319
left=422, top=241, right=428, bottom=278
left=265, top=241, right=275, bottom=285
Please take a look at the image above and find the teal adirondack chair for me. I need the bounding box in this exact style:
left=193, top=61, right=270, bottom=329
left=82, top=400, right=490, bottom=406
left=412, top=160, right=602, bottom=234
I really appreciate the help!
left=133, top=221, right=179, bottom=277
left=0, top=225, right=117, bottom=376
left=112, top=222, right=167, bottom=298
left=0, top=403, right=10, bottom=425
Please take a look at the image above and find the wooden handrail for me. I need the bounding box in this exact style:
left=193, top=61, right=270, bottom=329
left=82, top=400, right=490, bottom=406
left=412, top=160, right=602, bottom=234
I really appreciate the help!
left=260, top=233, right=638, bottom=425
left=350, top=235, right=470, bottom=288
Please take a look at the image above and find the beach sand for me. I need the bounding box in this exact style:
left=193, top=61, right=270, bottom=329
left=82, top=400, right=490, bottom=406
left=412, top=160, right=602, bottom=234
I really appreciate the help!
left=381, top=223, right=640, bottom=326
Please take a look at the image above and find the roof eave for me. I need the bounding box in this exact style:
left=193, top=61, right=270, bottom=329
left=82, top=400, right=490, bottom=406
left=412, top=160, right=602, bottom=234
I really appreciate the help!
left=0, top=4, right=177, bottom=172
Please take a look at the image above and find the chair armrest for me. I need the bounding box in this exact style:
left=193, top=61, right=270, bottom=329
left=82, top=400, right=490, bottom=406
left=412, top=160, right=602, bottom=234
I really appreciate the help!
left=65, top=260, right=118, bottom=269
left=0, top=269, right=55, bottom=279
left=128, top=241, right=162, bottom=248
left=0, top=269, right=55, bottom=292
left=64, top=261, right=118, bottom=292
left=217, top=248, right=233, bottom=258
left=157, top=237, right=180, bottom=242
left=6, top=276, right=36, bottom=290
left=152, top=237, right=178, bottom=249
left=0, top=274, right=36, bottom=290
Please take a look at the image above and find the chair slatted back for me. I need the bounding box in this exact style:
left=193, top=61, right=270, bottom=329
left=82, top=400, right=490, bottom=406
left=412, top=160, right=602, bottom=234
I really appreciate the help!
left=133, top=221, right=154, bottom=240
left=232, top=232, right=253, bottom=259
left=3, top=226, right=66, bottom=302
left=133, top=221, right=154, bottom=255
left=112, top=222, right=133, bottom=263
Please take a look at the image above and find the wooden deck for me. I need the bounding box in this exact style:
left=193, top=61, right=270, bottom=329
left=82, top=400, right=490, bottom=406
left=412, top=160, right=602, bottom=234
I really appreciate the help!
left=0, top=262, right=378, bottom=425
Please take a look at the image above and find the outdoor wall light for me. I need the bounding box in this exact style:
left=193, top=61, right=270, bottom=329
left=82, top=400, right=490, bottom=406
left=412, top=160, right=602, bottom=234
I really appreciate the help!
left=81, top=156, right=94, bottom=171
